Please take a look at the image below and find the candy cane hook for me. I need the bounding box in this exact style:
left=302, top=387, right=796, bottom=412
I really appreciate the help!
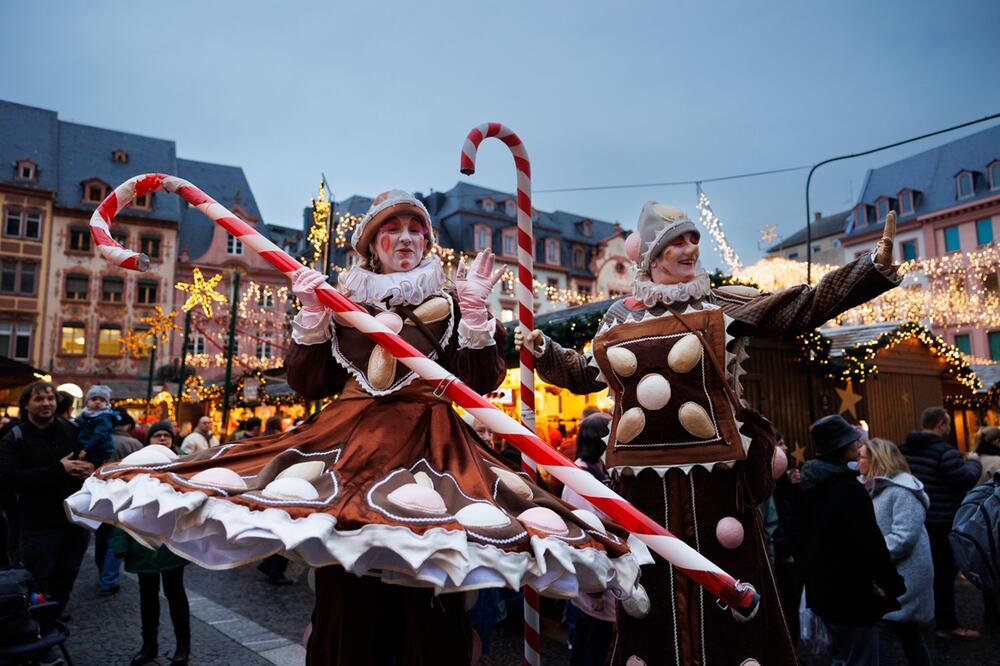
left=460, top=122, right=542, bottom=664
left=90, top=173, right=761, bottom=623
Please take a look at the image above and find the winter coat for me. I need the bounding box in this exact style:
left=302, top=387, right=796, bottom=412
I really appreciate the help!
left=110, top=427, right=143, bottom=462
left=870, top=473, right=934, bottom=623
left=900, top=432, right=982, bottom=525
left=978, top=454, right=1000, bottom=485
left=74, top=409, right=118, bottom=465
left=801, top=458, right=905, bottom=625
left=111, top=528, right=187, bottom=574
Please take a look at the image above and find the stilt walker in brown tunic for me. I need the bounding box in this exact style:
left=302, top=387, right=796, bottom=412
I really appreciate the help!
left=518, top=204, right=901, bottom=665
left=66, top=190, right=648, bottom=665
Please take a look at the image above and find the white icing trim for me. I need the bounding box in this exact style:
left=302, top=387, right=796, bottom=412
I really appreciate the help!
left=457, top=318, right=497, bottom=349
left=291, top=308, right=333, bottom=345
left=632, top=271, right=712, bottom=307
left=64, top=473, right=643, bottom=598
left=337, top=256, right=446, bottom=307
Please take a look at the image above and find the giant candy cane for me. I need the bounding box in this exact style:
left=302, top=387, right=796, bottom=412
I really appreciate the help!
left=460, top=123, right=542, bottom=664
left=90, top=173, right=761, bottom=620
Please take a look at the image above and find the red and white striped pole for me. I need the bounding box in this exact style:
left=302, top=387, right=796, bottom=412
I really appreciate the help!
left=90, top=173, right=761, bottom=619
left=460, top=123, right=541, bottom=664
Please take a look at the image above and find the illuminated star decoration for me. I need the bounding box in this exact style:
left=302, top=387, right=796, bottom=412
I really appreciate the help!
left=789, top=441, right=807, bottom=467
left=140, top=305, right=181, bottom=343
left=175, top=268, right=228, bottom=317
left=835, top=379, right=863, bottom=417
left=760, top=224, right=777, bottom=244
left=120, top=328, right=153, bottom=357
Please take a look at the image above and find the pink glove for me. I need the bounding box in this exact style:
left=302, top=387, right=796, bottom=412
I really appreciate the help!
left=455, top=249, right=502, bottom=328
left=291, top=268, right=329, bottom=312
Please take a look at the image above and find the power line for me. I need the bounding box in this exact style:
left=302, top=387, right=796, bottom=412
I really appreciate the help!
left=533, top=164, right=811, bottom=194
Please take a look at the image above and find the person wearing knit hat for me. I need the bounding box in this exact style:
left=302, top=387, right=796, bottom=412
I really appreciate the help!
left=515, top=203, right=904, bottom=665
left=74, top=384, right=119, bottom=466
left=68, top=188, right=648, bottom=666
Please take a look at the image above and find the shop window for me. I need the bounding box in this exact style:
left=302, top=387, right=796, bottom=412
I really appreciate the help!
left=901, top=240, right=918, bottom=262
left=101, top=276, right=124, bottom=303
left=943, top=226, right=961, bottom=253
left=953, top=334, right=971, bottom=356
left=976, top=218, right=994, bottom=246
left=137, top=280, right=158, bottom=305
left=69, top=227, right=91, bottom=252
left=60, top=323, right=86, bottom=355
left=0, top=322, right=33, bottom=361
left=1, top=260, right=36, bottom=295
left=226, top=235, right=244, bottom=255
left=140, top=235, right=161, bottom=259
left=65, top=273, right=89, bottom=300
left=97, top=325, right=121, bottom=356
left=956, top=172, right=974, bottom=199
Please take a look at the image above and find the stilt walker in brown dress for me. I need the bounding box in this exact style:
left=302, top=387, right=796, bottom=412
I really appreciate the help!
left=518, top=204, right=901, bottom=665
left=66, top=190, right=648, bottom=665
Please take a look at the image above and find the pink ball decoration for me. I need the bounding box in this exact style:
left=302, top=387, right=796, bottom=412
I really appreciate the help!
left=772, top=445, right=788, bottom=480
left=624, top=232, right=642, bottom=263
left=715, top=517, right=744, bottom=549
left=375, top=310, right=404, bottom=334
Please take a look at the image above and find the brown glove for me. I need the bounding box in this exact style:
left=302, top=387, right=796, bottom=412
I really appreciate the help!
left=874, top=210, right=896, bottom=266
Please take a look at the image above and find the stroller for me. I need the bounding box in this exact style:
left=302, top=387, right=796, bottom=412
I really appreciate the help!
left=0, top=569, right=72, bottom=665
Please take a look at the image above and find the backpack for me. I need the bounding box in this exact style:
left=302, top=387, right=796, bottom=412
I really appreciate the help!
left=0, top=568, right=40, bottom=645
left=949, top=472, right=1000, bottom=596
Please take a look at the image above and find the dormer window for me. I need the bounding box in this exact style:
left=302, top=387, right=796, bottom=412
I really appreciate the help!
left=897, top=189, right=915, bottom=215
left=875, top=197, right=892, bottom=222
left=572, top=246, right=586, bottom=268
left=15, top=159, right=37, bottom=182
left=852, top=204, right=869, bottom=229
left=580, top=219, right=592, bottom=237
left=504, top=200, right=516, bottom=217
left=473, top=224, right=491, bottom=251
left=501, top=227, right=517, bottom=257
left=481, top=198, right=496, bottom=213
left=989, top=161, right=1000, bottom=191
left=133, top=193, right=152, bottom=210
left=544, top=238, right=560, bottom=264
left=112, top=150, right=129, bottom=164
left=956, top=171, right=974, bottom=199
left=82, top=179, right=110, bottom=204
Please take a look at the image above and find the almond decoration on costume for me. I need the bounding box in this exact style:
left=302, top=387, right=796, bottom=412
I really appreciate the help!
left=412, top=471, right=435, bottom=488
left=368, top=311, right=405, bottom=390
left=491, top=467, right=534, bottom=500
left=678, top=401, right=716, bottom=439
left=262, top=477, right=320, bottom=501
left=517, top=507, right=569, bottom=535
left=617, top=407, right=646, bottom=443
left=667, top=333, right=703, bottom=374
left=120, top=444, right=177, bottom=465
left=607, top=346, right=638, bottom=377
left=190, top=467, right=248, bottom=490
left=636, top=373, right=671, bottom=411
left=455, top=503, right=510, bottom=528
left=275, top=461, right=326, bottom=482
left=716, top=284, right=761, bottom=299
left=387, top=483, right=448, bottom=514
left=571, top=508, right=607, bottom=535
left=407, top=296, right=450, bottom=324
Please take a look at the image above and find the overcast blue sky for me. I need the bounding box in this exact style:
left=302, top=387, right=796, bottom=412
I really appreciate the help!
left=2, top=1, right=998, bottom=270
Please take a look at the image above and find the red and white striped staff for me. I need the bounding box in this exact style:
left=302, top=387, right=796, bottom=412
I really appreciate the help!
left=460, top=122, right=542, bottom=665
left=90, top=173, right=761, bottom=620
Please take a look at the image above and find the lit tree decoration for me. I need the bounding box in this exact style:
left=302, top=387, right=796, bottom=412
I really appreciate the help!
left=140, top=305, right=182, bottom=343
left=120, top=328, right=153, bottom=357
left=306, top=180, right=332, bottom=265
left=175, top=268, right=228, bottom=317
left=695, top=184, right=743, bottom=273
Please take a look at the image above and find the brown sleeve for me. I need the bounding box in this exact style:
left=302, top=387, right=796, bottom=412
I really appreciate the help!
left=450, top=320, right=508, bottom=395
left=535, top=338, right=605, bottom=395
left=717, top=254, right=901, bottom=338
left=285, top=341, right=348, bottom=400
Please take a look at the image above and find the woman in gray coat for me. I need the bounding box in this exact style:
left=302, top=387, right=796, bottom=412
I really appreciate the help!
left=860, top=437, right=935, bottom=666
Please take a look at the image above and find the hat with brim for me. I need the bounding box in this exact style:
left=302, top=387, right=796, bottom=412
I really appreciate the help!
left=810, top=414, right=863, bottom=457
left=351, top=190, right=435, bottom=260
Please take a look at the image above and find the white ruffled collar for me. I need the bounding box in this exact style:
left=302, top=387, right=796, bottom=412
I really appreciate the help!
left=632, top=270, right=712, bottom=307
left=337, top=256, right=446, bottom=307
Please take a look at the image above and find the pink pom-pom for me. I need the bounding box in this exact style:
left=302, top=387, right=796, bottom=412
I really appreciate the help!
left=715, top=517, right=744, bottom=549
left=772, top=446, right=788, bottom=480
left=624, top=232, right=642, bottom=263
left=375, top=311, right=403, bottom=334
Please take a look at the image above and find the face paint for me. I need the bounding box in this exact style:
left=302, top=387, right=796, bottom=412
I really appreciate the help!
left=373, top=215, right=427, bottom=273
left=649, top=232, right=700, bottom=285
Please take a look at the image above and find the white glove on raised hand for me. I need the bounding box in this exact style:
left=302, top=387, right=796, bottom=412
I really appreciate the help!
left=291, top=268, right=329, bottom=312
left=455, top=249, right=503, bottom=329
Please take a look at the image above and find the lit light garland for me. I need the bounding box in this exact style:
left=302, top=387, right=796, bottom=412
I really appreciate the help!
left=696, top=184, right=743, bottom=273
left=306, top=181, right=331, bottom=265
left=175, top=268, right=228, bottom=317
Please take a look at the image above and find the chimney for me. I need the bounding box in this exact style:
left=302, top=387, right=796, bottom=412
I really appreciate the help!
left=814, top=212, right=822, bottom=221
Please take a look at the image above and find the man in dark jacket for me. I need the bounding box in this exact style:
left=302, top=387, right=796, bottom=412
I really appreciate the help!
left=0, top=382, right=93, bottom=613
left=802, top=414, right=904, bottom=665
left=900, top=406, right=982, bottom=640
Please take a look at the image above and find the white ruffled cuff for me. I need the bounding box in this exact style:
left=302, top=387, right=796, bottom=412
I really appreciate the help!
left=457, top=318, right=496, bottom=350
left=291, top=308, right=333, bottom=345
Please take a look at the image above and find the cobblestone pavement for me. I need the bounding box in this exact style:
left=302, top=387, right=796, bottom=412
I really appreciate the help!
left=61, top=546, right=997, bottom=665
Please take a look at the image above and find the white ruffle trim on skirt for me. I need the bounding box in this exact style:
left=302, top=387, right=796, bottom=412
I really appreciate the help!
left=65, top=474, right=648, bottom=599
